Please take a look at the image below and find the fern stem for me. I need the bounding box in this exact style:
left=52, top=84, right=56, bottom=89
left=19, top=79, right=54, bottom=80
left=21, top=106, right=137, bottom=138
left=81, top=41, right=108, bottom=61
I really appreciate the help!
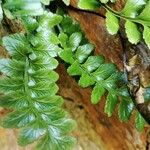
left=24, top=57, right=29, bottom=93
left=24, top=56, right=39, bottom=118
left=102, top=4, right=146, bottom=26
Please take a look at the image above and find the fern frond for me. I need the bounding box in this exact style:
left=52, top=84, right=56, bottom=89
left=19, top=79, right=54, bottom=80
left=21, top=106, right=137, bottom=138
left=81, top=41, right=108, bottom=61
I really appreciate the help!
left=0, top=12, right=76, bottom=149
left=58, top=13, right=146, bottom=130
left=78, top=0, right=150, bottom=48
left=105, top=0, right=150, bottom=47
left=3, top=0, right=44, bottom=19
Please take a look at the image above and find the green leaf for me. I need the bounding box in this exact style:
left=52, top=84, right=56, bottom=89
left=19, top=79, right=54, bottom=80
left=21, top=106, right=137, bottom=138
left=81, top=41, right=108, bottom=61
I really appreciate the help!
left=3, top=8, right=14, bottom=19
left=100, top=0, right=109, bottom=4
left=35, top=95, right=64, bottom=107
left=101, top=0, right=116, bottom=3
left=58, top=32, right=68, bottom=48
left=135, top=112, right=146, bottom=131
left=0, top=77, right=23, bottom=92
left=41, top=107, right=67, bottom=123
left=92, top=64, right=116, bottom=81
left=143, top=26, right=150, bottom=49
left=2, top=33, right=29, bottom=56
left=36, top=134, right=54, bottom=150
left=106, top=11, right=119, bottom=35
left=118, top=99, right=134, bottom=122
left=31, top=56, right=58, bottom=70
left=3, top=110, right=35, bottom=128
left=36, top=134, right=76, bottom=150
left=0, top=93, right=29, bottom=109
left=79, top=72, right=95, bottom=87
left=18, top=122, right=46, bottom=146
left=22, top=16, right=38, bottom=32
left=39, top=12, right=63, bottom=28
left=121, top=0, right=147, bottom=18
left=82, top=56, right=105, bottom=73
left=69, top=32, right=82, bottom=51
left=51, top=118, right=76, bottom=134
left=117, top=86, right=131, bottom=97
left=105, top=91, right=118, bottom=117
left=62, top=0, right=70, bottom=6
left=59, top=48, right=74, bottom=64
left=31, top=69, right=59, bottom=83
left=78, top=0, right=100, bottom=10
left=102, top=72, right=120, bottom=90
left=91, top=83, right=106, bottom=104
left=67, top=61, right=82, bottom=76
left=0, top=59, right=25, bottom=76
left=110, top=0, right=116, bottom=2
left=4, top=0, right=44, bottom=17
left=30, top=82, right=59, bottom=96
left=41, top=0, right=52, bottom=5
left=125, top=20, right=141, bottom=44
left=49, top=32, right=60, bottom=44
left=75, top=44, right=94, bottom=63
left=137, top=0, right=150, bottom=25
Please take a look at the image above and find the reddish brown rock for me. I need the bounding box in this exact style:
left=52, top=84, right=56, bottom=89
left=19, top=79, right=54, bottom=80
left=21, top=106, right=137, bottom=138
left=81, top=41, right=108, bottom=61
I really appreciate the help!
left=0, top=2, right=149, bottom=150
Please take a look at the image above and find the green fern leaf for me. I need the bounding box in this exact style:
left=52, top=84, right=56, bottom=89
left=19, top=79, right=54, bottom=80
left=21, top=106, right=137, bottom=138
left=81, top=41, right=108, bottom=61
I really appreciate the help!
left=18, top=121, right=46, bottom=146
left=69, top=32, right=82, bottom=51
left=3, top=110, right=35, bottom=128
left=59, top=49, right=74, bottom=64
left=92, top=64, right=116, bottom=81
left=118, top=99, right=134, bottom=122
left=36, top=135, right=76, bottom=150
left=82, top=56, right=105, bottom=73
left=137, top=0, right=150, bottom=26
left=0, top=77, right=24, bottom=92
left=91, top=83, right=106, bottom=104
left=22, top=16, right=38, bottom=32
left=0, top=93, right=28, bottom=109
left=100, top=0, right=109, bottom=4
left=143, top=26, right=150, bottom=48
left=75, top=44, right=94, bottom=63
left=2, top=33, right=29, bottom=57
left=125, top=20, right=141, bottom=44
left=78, top=0, right=100, bottom=10
left=3, top=0, right=44, bottom=18
left=41, top=0, right=52, bottom=5
left=135, top=112, right=146, bottom=131
left=58, top=32, right=68, bottom=48
left=106, top=11, right=119, bottom=35
left=121, top=0, right=147, bottom=18
left=100, top=0, right=116, bottom=3
left=105, top=90, right=118, bottom=117
left=39, top=12, right=63, bottom=28
left=79, top=72, right=95, bottom=87
left=62, top=0, right=70, bottom=6
left=67, top=61, right=82, bottom=76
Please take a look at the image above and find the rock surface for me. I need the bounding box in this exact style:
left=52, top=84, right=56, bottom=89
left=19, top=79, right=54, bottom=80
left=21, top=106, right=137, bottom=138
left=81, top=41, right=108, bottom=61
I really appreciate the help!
left=0, top=1, right=150, bottom=150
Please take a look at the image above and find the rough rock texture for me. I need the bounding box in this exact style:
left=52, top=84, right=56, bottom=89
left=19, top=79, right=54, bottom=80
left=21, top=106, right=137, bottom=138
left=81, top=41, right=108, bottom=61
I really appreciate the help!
left=0, top=1, right=150, bottom=150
